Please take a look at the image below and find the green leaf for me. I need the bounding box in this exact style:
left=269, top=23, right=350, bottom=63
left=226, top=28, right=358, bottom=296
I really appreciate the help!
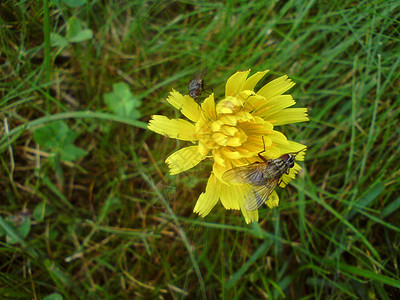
left=51, top=16, right=93, bottom=48
left=66, top=17, right=83, bottom=39
left=66, top=17, right=93, bottom=43
left=104, top=82, right=141, bottom=118
left=335, top=260, right=400, bottom=288
left=6, top=217, right=31, bottom=245
left=62, top=0, right=86, bottom=8
left=68, top=29, right=93, bottom=43
left=381, top=196, right=400, bottom=218
left=60, top=144, right=87, bottom=162
left=0, top=217, right=23, bottom=244
left=33, top=121, right=87, bottom=162
left=33, top=201, right=53, bottom=222
left=33, top=121, right=70, bottom=150
left=43, top=293, right=63, bottom=300
left=50, top=33, right=69, bottom=48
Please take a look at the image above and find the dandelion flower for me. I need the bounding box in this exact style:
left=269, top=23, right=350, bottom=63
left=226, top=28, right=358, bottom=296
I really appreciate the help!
left=148, top=69, right=309, bottom=223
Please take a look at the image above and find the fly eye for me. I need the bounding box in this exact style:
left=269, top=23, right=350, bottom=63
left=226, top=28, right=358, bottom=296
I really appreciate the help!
left=281, top=154, right=290, bottom=160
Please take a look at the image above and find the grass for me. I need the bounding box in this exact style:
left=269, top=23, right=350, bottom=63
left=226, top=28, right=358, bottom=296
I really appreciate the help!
left=1, top=0, right=400, bottom=298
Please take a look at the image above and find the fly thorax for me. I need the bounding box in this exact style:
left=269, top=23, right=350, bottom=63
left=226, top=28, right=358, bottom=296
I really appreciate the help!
left=269, top=154, right=296, bottom=178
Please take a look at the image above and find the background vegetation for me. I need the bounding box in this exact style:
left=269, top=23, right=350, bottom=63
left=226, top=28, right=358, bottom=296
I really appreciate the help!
left=1, top=0, right=400, bottom=299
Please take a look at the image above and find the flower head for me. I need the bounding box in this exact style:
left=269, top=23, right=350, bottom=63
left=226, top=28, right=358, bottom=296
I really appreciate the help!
left=148, top=70, right=309, bottom=223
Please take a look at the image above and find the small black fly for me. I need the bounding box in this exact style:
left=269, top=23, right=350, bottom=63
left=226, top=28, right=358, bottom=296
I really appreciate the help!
left=188, top=67, right=208, bottom=100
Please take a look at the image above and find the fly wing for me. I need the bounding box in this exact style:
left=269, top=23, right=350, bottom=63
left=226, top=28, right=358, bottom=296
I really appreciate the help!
left=244, top=179, right=279, bottom=211
left=190, top=67, right=208, bottom=82
left=222, top=163, right=267, bottom=185
left=199, top=66, right=208, bottom=78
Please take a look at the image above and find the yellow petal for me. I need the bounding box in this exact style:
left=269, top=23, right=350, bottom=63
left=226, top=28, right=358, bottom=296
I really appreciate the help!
left=242, top=70, right=269, bottom=91
left=242, top=210, right=259, bottom=224
left=238, top=140, right=263, bottom=154
left=244, top=94, right=268, bottom=112
left=267, top=108, right=309, bottom=126
left=234, top=111, right=254, bottom=122
left=213, top=162, right=227, bottom=180
left=212, top=149, right=226, bottom=167
left=220, top=147, right=243, bottom=159
left=216, top=96, right=242, bottom=114
left=197, top=140, right=210, bottom=156
left=165, top=146, right=205, bottom=175
left=193, top=174, right=221, bottom=217
left=201, top=93, right=217, bottom=120
left=279, top=162, right=302, bottom=187
left=268, top=130, right=289, bottom=146
left=166, top=90, right=201, bottom=122
left=240, top=119, right=273, bottom=135
left=226, top=136, right=245, bottom=147
left=219, top=182, right=242, bottom=209
left=237, top=187, right=259, bottom=223
left=255, top=95, right=296, bottom=118
left=265, top=190, right=279, bottom=208
left=219, top=115, right=237, bottom=126
left=236, top=147, right=251, bottom=158
left=259, top=146, right=281, bottom=160
left=212, top=132, right=228, bottom=146
left=210, top=120, right=223, bottom=132
left=257, top=75, right=295, bottom=100
left=195, top=117, right=213, bottom=139
left=237, top=90, right=255, bottom=102
left=225, top=70, right=250, bottom=97
left=275, top=141, right=306, bottom=160
left=220, top=126, right=238, bottom=136
left=148, top=115, right=196, bottom=141
left=219, top=177, right=260, bottom=223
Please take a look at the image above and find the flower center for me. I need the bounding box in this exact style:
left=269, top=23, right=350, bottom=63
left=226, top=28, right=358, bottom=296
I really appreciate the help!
left=204, top=97, right=249, bottom=147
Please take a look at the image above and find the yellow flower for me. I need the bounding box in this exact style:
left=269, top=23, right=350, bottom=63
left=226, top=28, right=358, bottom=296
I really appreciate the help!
left=148, top=70, right=309, bottom=223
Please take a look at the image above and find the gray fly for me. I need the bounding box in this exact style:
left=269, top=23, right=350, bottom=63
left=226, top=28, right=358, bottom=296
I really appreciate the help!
left=223, top=148, right=304, bottom=211
left=188, top=67, right=208, bottom=100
